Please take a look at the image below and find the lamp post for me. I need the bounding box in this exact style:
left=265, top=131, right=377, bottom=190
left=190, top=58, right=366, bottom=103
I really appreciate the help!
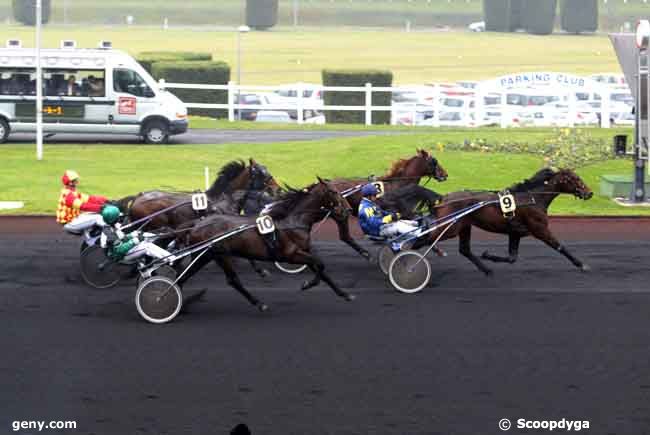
left=36, top=0, right=43, bottom=160
left=236, top=25, right=250, bottom=121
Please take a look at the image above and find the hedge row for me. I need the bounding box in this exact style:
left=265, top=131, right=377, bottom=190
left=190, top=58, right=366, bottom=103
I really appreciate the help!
left=12, top=0, right=51, bottom=26
left=137, top=51, right=213, bottom=75
left=321, top=69, right=393, bottom=125
left=150, top=60, right=231, bottom=118
left=483, top=0, right=598, bottom=35
left=136, top=52, right=230, bottom=118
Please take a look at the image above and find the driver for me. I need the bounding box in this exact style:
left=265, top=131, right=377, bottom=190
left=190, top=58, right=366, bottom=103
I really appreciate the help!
left=56, top=170, right=108, bottom=224
left=358, top=183, right=419, bottom=238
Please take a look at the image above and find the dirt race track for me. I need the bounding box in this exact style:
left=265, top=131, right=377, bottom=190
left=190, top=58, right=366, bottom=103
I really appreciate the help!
left=2, top=218, right=650, bottom=434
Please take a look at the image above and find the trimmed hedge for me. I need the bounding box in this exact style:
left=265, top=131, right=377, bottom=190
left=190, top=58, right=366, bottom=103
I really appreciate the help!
left=151, top=61, right=230, bottom=118
left=12, top=0, right=51, bottom=26
left=246, top=0, right=279, bottom=30
left=483, top=0, right=523, bottom=32
left=561, top=0, right=598, bottom=34
left=136, top=51, right=213, bottom=75
left=522, top=0, right=557, bottom=35
left=322, top=69, right=393, bottom=125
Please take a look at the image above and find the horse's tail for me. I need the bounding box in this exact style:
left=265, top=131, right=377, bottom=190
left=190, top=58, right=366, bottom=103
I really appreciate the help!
left=110, top=194, right=139, bottom=216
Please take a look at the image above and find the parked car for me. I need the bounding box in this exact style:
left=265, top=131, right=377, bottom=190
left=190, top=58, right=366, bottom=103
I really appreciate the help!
left=235, top=93, right=269, bottom=121
left=254, top=110, right=292, bottom=123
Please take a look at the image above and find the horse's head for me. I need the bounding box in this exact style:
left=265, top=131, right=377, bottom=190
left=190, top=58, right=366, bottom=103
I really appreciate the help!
left=315, top=176, right=352, bottom=222
left=248, top=158, right=280, bottom=195
left=549, top=169, right=593, bottom=200
left=403, top=149, right=448, bottom=182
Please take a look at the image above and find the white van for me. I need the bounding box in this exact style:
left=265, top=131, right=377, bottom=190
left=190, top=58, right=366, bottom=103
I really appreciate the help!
left=0, top=40, right=187, bottom=144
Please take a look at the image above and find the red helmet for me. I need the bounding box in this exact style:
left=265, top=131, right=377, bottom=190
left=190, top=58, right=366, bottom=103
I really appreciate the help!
left=61, top=170, right=80, bottom=186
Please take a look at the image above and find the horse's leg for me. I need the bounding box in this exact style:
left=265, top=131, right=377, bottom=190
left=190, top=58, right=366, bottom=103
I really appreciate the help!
left=249, top=259, right=271, bottom=278
left=529, top=225, right=590, bottom=272
left=335, top=220, right=371, bottom=260
left=481, top=234, right=521, bottom=264
left=214, top=256, right=268, bottom=311
left=291, top=250, right=355, bottom=301
left=458, top=225, right=493, bottom=276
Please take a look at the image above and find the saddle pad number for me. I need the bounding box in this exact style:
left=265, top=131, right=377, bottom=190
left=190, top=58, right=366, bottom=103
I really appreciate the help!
left=499, top=193, right=516, bottom=214
left=256, top=215, right=275, bottom=235
left=373, top=181, right=385, bottom=198
left=191, top=193, right=208, bottom=211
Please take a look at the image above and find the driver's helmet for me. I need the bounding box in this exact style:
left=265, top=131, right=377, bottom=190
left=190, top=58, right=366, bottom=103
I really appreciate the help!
left=101, top=204, right=121, bottom=225
left=61, top=170, right=80, bottom=186
left=361, top=183, right=379, bottom=197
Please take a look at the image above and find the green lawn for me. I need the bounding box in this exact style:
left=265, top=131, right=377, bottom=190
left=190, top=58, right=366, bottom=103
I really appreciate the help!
left=0, top=26, right=627, bottom=84
left=0, top=132, right=645, bottom=216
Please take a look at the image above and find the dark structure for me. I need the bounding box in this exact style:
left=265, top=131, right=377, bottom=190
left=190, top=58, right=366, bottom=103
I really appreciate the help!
left=246, top=0, right=279, bottom=30
left=561, top=0, right=598, bottom=33
left=483, top=0, right=523, bottom=32
left=12, top=0, right=51, bottom=26
left=522, top=0, right=557, bottom=35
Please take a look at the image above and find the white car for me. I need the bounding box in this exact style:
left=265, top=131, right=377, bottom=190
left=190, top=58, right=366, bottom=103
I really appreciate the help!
left=468, top=21, right=485, bottom=32
left=254, top=110, right=292, bottom=123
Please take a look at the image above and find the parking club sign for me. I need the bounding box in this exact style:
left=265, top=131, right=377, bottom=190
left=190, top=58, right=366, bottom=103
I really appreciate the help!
left=490, top=72, right=588, bottom=90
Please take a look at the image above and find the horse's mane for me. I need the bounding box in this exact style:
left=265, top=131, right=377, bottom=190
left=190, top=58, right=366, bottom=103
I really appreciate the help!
left=384, top=157, right=411, bottom=178
left=507, top=168, right=557, bottom=192
left=207, top=160, right=247, bottom=197
left=266, top=184, right=316, bottom=219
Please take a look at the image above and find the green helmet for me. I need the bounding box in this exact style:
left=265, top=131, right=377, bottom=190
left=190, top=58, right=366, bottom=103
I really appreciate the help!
left=101, top=204, right=121, bottom=225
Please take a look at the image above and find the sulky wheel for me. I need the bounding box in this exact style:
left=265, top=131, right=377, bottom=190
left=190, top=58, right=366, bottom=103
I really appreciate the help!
left=274, top=262, right=308, bottom=274
left=136, top=265, right=178, bottom=288
left=378, top=245, right=396, bottom=275
left=388, top=250, right=431, bottom=294
left=135, top=276, right=183, bottom=324
left=80, top=245, right=126, bottom=289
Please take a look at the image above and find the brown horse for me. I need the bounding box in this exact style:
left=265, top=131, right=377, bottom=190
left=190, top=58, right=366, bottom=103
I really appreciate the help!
left=120, top=158, right=280, bottom=229
left=412, top=168, right=594, bottom=275
left=330, top=148, right=448, bottom=213
left=176, top=178, right=355, bottom=311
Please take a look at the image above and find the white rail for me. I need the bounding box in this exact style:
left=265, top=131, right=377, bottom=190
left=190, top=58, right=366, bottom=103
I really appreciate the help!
left=158, top=79, right=621, bottom=128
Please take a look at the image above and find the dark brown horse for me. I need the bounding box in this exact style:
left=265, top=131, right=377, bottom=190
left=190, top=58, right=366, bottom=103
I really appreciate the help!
left=120, top=158, right=280, bottom=229
left=176, top=178, right=356, bottom=311
left=412, top=168, right=594, bottom=275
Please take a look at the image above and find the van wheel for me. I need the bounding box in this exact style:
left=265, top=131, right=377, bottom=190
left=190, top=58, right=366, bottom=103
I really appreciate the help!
left=142, top=120, right=169, bottom=144
left=0, top=118, right=10, bottom=143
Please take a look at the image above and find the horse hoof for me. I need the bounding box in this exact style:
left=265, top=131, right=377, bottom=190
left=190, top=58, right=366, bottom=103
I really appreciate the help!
left=484, top=269, right=494, bottom=277
left=257, top=303, right=269, bottom=312
left=581, top=264, right=591, bottom=272
left=437, top=249, right=448, bottom=258
left=361, top=252, right=372, bottom=262
left=481, top=251, right=490, bottom=259
left=260, top=269, right=271, bottom=279
left=344, top=293, right=356, bottom=302
left=301, top=280, right=311, bottom=291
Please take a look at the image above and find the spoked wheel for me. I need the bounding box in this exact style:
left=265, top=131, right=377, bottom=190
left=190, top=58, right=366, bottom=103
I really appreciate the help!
left=135, top=276, right=183, bottom=324
left=388, top=250, right=431, bottom=294
left=274, top=262, right=308, bottom=274
left=378, top=245, right=396, bottom=275
left=378, top=242, right=412, bottom=275
left=136, top=265, right=178, bottom=288
left=80, top=245, right=127, bottom=289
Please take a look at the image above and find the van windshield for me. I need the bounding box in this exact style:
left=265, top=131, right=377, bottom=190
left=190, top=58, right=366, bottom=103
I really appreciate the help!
left=114, top=68, right=154, bottom=98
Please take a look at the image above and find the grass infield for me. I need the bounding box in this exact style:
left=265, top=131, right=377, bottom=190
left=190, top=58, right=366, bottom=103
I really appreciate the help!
left=1, top=129, right=646, bottom=216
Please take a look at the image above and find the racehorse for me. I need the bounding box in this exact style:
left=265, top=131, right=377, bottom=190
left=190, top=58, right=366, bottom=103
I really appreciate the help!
left=116, top=158, right=280, bottom=229
left=412, top=168, right=594, bottom=276
left=175, top=178, right=356, bottom=311
left=330, top=148, right=448, bottom=213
